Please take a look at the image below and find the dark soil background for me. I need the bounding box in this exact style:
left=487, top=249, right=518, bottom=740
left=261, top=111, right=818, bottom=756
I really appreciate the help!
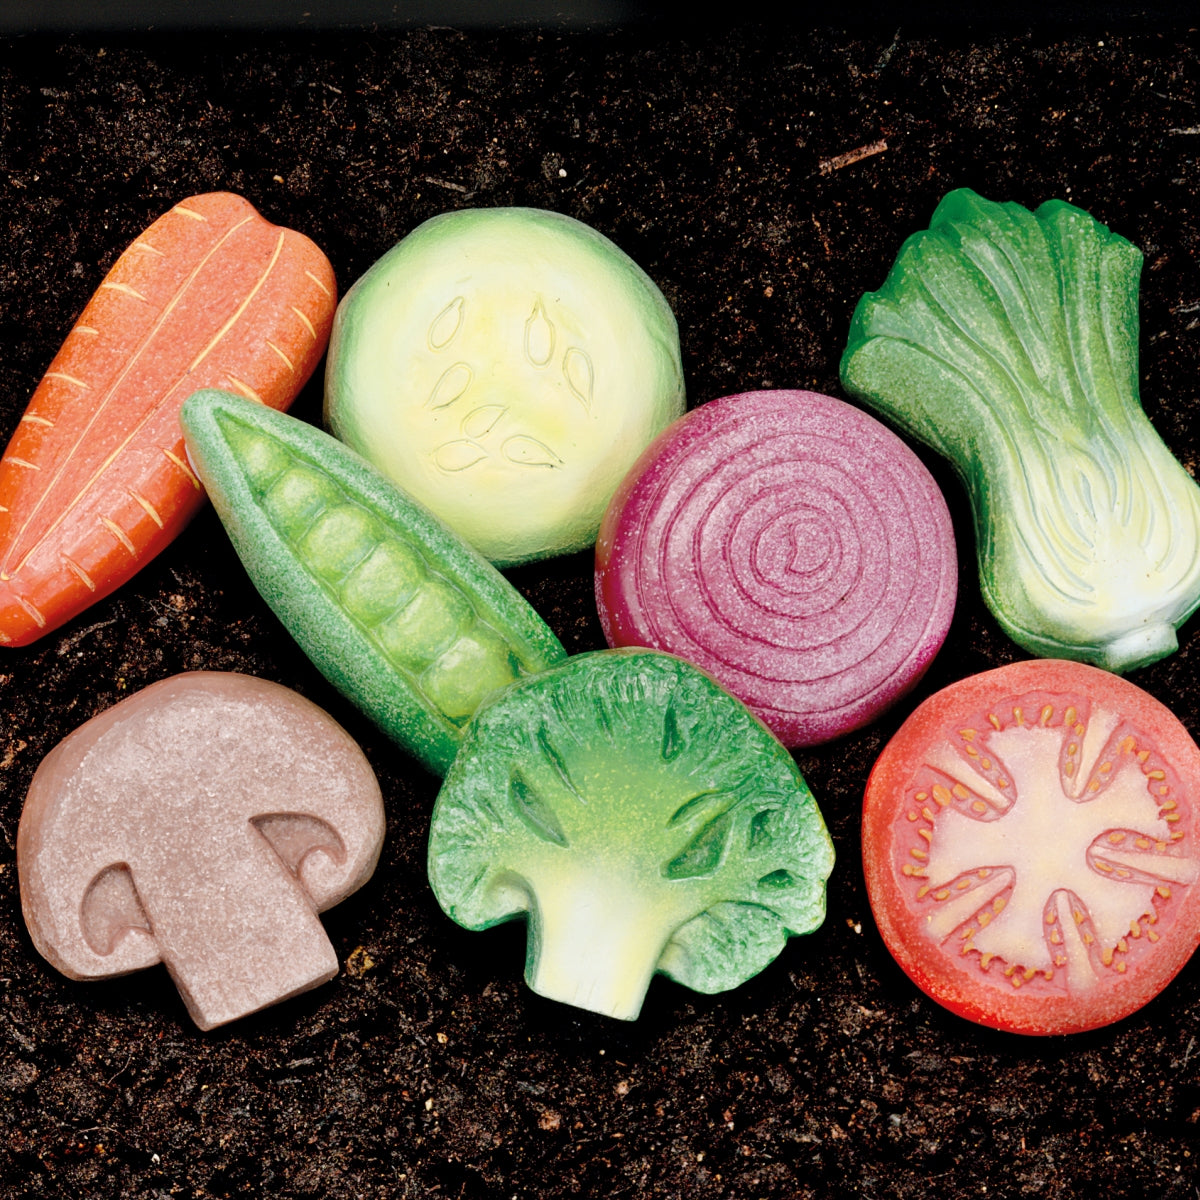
left=1, top=16, right=1199, bottom=1200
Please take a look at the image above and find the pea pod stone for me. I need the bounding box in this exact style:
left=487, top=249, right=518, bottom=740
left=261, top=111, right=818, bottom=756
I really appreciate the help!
left=324, top=207, right=686, bottom=566
left=180, top=389, right=567, bottom=774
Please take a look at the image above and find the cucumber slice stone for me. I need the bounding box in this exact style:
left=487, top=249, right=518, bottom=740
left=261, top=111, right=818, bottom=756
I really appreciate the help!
left=325, top=207, right=686, bottom=566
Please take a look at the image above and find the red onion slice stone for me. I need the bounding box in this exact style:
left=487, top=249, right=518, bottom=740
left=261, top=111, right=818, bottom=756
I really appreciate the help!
left=595, top=389, right=958, bottom=747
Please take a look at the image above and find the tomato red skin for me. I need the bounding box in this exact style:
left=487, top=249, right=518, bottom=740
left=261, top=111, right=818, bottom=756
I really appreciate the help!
left=863, top=659, right=1200, bottom=1036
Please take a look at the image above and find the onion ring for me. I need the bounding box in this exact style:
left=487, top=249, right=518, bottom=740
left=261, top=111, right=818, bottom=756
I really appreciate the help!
left=595, top=389, right=958, bottom=746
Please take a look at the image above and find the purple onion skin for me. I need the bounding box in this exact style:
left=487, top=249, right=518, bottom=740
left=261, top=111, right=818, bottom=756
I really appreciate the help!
left=595, top=390, right=958, bottom=747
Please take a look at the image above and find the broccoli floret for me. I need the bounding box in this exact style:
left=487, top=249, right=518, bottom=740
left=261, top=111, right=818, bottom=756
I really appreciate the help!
left=427, top=649, right=835, bottom=1020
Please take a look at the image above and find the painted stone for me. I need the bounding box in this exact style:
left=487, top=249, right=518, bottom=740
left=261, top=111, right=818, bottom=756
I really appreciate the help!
left=0, top=192, right=335, bottom=646
left=841, top=188, right=1200, bottom=673
left=324, top=206, right=685, bottom=566
left=428, top=648, right=834, bottom=1021
left=181, top=389, right=566, bottom=775
left=862, top=658, right=1200, bottom=1034
left=596, top=390, right=957, bottom=747
left=17, top=672, right=383, bottom=1030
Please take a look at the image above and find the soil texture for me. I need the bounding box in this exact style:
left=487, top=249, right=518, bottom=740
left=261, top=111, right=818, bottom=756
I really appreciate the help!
left=1, top=20, right=1199, bottom=1199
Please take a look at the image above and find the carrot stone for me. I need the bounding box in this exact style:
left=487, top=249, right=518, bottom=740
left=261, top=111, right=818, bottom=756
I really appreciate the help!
left=0, top=192, right=336, bottom=646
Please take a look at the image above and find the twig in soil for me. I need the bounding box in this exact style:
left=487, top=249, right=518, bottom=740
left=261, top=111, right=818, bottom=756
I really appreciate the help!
left=55, top=618, right=117, bottom=655
left=818, top=139, right=888, bottom=175
left=422, top=175, right=475, bottom=196
left=1168, top=126, right=1200, bottom=134
left=105, top=1050, right=135, bottom=1086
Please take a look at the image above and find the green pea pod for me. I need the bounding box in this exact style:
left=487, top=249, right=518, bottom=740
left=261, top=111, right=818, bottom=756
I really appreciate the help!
left=180, top=389, right=567, bottom=774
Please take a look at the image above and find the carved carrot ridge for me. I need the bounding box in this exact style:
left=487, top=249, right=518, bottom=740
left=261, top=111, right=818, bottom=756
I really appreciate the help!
left=0, top=192, right=336, bottom=646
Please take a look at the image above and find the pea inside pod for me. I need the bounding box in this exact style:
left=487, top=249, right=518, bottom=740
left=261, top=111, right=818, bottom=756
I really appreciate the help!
left=181, top=389, right=567, bottom=774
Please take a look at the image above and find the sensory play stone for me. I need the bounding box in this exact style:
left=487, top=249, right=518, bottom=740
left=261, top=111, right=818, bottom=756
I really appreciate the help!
left=428, top=648, right=835, bottom=1021
left=181, top=389, right=566, bottom=775
left=324, top=206, right=685, bottom=566
left=841, top=188, right=1200, bottom=674
left=17, top=672, right=383, bottom=1031
left=862, top=658, right=1200, bottom=1035
left=596, top=390, right=957, bottom=747
left=0, top=192, right=335, bottom=647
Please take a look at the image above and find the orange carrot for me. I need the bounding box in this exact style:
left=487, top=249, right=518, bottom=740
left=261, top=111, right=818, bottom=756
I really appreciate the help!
left=0, top=192, right=336, bottom=646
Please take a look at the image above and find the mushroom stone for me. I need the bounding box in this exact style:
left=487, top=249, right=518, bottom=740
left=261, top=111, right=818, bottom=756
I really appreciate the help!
left=17, top=671, right=384, bottom=1030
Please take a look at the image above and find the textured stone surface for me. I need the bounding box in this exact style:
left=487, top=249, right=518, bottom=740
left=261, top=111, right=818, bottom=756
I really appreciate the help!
left=181, top=388, right=566, bottom=775
left=596, top=389, right=956, bottom=746
left=325, top=206, right=685, bottom=565
left=862, top=659, right=1200, bottom=1036
left=0, top=191, right=335, bottom=646
left=841, top=188, right=1200, bottom=674
left=428, top=648, right=834, bottom=1021
left=0, top=21, right=1198, bottom=1200
left=17, top=671, right=384, bottom=1030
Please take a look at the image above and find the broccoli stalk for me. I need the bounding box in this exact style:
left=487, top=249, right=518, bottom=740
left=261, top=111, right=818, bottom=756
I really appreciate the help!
left=526, top=865, right=696, bottom=1020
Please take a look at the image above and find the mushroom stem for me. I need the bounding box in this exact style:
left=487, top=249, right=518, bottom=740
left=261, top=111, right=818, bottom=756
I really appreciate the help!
left=152, top=833, right=342, bottom=1031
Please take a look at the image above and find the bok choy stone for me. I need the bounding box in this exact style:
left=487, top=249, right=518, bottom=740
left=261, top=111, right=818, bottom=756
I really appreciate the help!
left=840, top=188, right=1200, bottom=674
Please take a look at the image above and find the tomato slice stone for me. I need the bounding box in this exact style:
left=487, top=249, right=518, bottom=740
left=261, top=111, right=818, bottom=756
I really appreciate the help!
left=863, top=659, right=1200, bottom=1035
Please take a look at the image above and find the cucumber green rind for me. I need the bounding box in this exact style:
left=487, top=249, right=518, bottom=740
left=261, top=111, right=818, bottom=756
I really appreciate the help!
left=180, top=389, right=567, bottom=775
left=427, top=648, right=835, bottom=1020
left=840, top=188, right=1200, bottom=674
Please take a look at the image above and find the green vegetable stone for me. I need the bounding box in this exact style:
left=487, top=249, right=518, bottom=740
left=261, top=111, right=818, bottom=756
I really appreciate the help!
left=841, top=188, right=1200, bottom=673
left=427, top=649, right=835, bottom=1020
left=324, top=206, right=686, bottom=566
left=180, top=389, right=567, bottom=775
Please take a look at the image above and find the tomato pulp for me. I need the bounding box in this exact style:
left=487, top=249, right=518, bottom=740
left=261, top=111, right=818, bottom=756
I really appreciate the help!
left=863, top=659, right=1200, bottom=1035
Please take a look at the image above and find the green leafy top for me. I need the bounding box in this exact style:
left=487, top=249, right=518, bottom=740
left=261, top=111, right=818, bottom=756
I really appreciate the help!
left=427, top=648, right=834, bottom=1020
left=841, top=188, right=1200, bottom=673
